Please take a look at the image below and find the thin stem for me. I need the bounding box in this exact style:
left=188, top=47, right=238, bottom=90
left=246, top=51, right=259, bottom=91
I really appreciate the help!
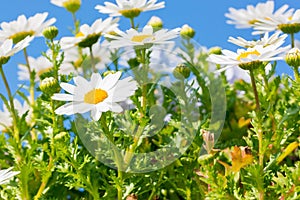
left=100, top=113, right=124, bottom=200
left=72, top=12, right=79, bottom=34
left=249, top=69, right=260, bottom=111
left=23, top=48, right=37, bottom=141
left=89, top=46, right=96, bottom=73
left=129, top=17, right=135, bottom=29
left=0, top=65, right=19, bottom=142
left=291, top=33, right=295, bottom=48
left=293, top=66, right=299, bottom=81
left=23, top=48, right=34, bottom=105
left=141, top=49, right=148, bottom=115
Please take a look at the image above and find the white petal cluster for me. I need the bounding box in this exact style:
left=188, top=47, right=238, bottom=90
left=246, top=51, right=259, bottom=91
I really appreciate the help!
left=95, top=0, right=165, bottom=17
left=52, top=72, right=138, bottom=121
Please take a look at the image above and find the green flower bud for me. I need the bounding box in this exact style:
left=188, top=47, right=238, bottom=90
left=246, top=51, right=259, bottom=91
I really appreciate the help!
left=40, top=77, right=59, bottom=94
left=147, top=16, right=163, bottom=30
left=43, top=26, right=59, bottom=40
left=208, top=46, right=222, bottom=55
left=180, top=24, right=195, bottom=39
left=63, top=0, right=81, bottom=13
left=173, top=64, right=191, bottom=79
left=285, top=48, right=300, bottom=67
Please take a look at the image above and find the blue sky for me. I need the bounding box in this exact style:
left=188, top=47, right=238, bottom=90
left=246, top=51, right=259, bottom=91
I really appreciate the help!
left=0, top=0, right=299, bottom=98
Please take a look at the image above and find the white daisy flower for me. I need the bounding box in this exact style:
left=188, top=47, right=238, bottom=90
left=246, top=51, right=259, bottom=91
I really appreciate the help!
left=0, top=99, right=31, bottom=132
left=50, top=0, right=81, bottom=13
left=95, top=0, right=165, bottom=18
left=228, top=32, right=288, bottom=48
left=60, top=17, right=119, bottom=49
left=107, top=25, right=180, bottom=49
left=0, top=167, right=20, bottom=185
left=18, top=56, right=53, bottom=81
left=0, top=37, right=33, bottom=65
left=225, top=1, right=293, bottom=32
left=52, top=72, right=138, bottom=121
left=0, top=13, right=56, bottom=43
left=207, top=44, right=289, bottom=71
left=254, top=9, right=300, bottom=34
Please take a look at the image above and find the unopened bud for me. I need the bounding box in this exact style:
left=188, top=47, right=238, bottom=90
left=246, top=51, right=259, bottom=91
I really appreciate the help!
left=43, top=26, right=59, bottom=40
left=180, top=24, right=195, bottom=39
left=285, top=48, right=300, bottom=67
left=173, top=64, right=190, bottom=79
left=208, top=46, right=222, bottom=55
left=40, top=77, right=59, bottom=94
left=147, top=16, right=163, bottom=30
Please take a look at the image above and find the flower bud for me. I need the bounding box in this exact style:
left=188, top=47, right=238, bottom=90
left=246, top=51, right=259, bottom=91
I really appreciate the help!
left=147, top=16, right=163, bottom=30
left=285, top=48, right=300, bottom=67
left=180, top=24, right=195, bottom=39
left=173, top=64, right=190, bottom=79
left=43, top=26, right=59, bottom=40
left=208, top=46, right=222, bottom=55
left=40, top=77, right=59, bottom=94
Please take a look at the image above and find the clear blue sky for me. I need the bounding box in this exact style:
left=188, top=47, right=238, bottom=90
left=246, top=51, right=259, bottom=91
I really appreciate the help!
left=0, top=0, right=299, bottom=97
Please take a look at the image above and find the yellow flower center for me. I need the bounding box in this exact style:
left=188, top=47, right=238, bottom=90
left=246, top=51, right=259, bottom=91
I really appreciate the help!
left=288, top=16, right=293, bottom=21
left=76, top=32, right=85, bottom=37
left=84, top=89, right=108, bottom=104
left=131, top=34, right=154, bottom=43
left=237, top=50, right=260, bottom=61
left=9, top=31, right=35, bottom=44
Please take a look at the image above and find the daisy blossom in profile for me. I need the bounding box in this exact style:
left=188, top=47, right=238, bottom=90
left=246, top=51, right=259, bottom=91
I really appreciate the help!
left=0, top=167, right=20, bottom=185
left=52, top=72, right=138, bottom=121
left=0, top=37, right=33, bottom=65
left=60, top=18, right=119, bottom=49
left=254, top=9, right=300, bottom=35
left=50, top=0, right=81, bottom=13
left=225, top=1, right=293, bottom=34
left=0, top=12, right=56, bottom=43
left=95, top=0, right=165, bottom=18
left=18, top=56, right=53, bottom=81
left=228, top=32, right=288, bottom=48
left=107, top=25, right=180, bottom=49
left=207, top=44, right=289, bottom=71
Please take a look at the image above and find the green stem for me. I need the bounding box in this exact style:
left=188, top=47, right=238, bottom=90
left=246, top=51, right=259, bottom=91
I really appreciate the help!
left=293, top=66, right=299, bottom=81
left=0, top=65, right=19, bottom=143
left=148, top=171, right=164, bottom=200
left=23, top=48, right=37, bottom=141
left=141, top=49, right=148, bottom=115
left=89, top=45, right=96, bottom=73
left=249, top=69, right=260, bottom=111
left=100, top=113, right=124, bottom=200
left=291, top=33, right=295, bottom=48
left=129, top=17, right=135, bottom=29
left=72, top=12, right=79, bottom=34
